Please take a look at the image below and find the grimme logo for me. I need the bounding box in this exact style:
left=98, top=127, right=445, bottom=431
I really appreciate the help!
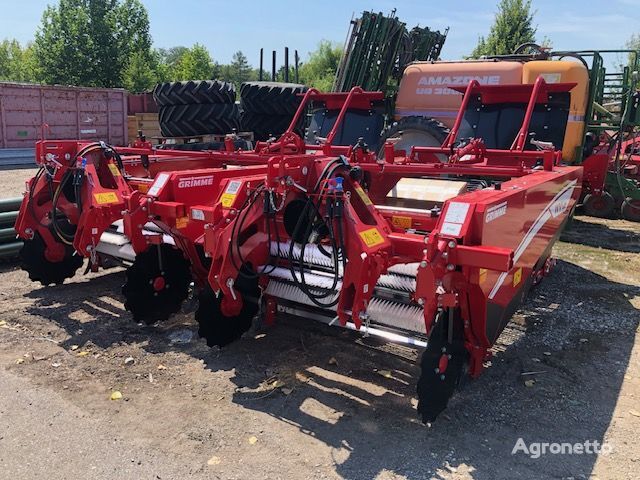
left=416, top=75, right=501, bottom=95
left=178, top=176, right=214, bottom=188
left=485, top=201, right=508, bottom=223
left=511, top=438, right=612, bottom=459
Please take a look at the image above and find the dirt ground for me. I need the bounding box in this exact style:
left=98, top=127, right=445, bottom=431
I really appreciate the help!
left=0, top=166, right=38, bottom=197
left=0, top=200, right=638, bottom=478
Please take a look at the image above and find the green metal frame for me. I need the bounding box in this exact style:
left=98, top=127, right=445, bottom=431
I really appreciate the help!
left=333, top=10, right=447, bottom=94
left=553, top=50, right=640, bottom=162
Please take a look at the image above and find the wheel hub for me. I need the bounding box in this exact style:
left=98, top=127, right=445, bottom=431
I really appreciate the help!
left=152, top=276, right=166, bottom=292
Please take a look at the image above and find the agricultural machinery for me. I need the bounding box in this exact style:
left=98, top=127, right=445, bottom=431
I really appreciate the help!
left=385, top=46, right=640, bottom=221
left=15, top=61, right=590, bottom=420
left=36, top=79, right=577, bottom=421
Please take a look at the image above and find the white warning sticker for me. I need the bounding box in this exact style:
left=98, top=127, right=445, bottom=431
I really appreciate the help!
left=444, top=202, right=470, bottom=224
left=441, top=222, right=463, bottom=236
left=191, top=208, right=205, bottom=221
left=225, top=179, right=242, bottom=194
left=148, top=173, right=170, bottom=197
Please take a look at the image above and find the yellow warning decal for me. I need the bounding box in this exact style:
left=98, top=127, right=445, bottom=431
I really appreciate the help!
left=220, top=193, right=236, bottom=208
left=94, top=192, right=119, bottom=205
left=359, top=228, right=385, bottom=248
left=479, top=268, right=487, bottom=285
left=176, top=216, right=189, bottom=229
left=354, top=186, right=373, bottom=206
left=108, top=163, right=121, bottom=176
left=513, top=267, right=522, bottom=287
left=137, top=183, right=149, bottom=194
left=391, top=215, right=412, bottom=229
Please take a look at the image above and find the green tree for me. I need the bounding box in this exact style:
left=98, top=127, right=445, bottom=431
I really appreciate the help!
left=0, top=39, right=40, bottom=82
left=229, top=51, right=254, bottom=86
left=156, top=46, right=188, bottom=78
left=34, top=0, right=152, bottom=87
left=123, top=50, right=157, bottom=92
left=470, top=0, right=537, bottom=58
left=299, top=40, right=343, bottom=91
left=173, top=44, right=214, bottom=81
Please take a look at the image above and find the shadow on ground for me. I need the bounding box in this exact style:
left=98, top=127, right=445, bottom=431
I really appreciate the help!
left=21, top=249, right=639, bottom=480
left=561, top=217, right=640, bottom=253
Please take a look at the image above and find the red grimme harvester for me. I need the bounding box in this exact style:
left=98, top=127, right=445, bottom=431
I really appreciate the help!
left=15, top=78, right=586, bottom=421
left=125, top=79, right=583, bottom=421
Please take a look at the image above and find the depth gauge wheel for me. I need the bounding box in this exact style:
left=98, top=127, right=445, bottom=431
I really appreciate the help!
left=195, top=272, right=259, bottom=347
left=19, top=232, right=83, bottom=286
left=582, top=192, right=615, bottom=218
left=621, top=199, right=640, bottom=222
left=122, top=245, right=192, bottom=324
left=416, top=310, right=468, bottom=423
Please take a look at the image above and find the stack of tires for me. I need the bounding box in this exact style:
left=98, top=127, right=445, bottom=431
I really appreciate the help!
left=239, top=82, right=308, bottom=141
left=153, top=80, right=240, bottom=137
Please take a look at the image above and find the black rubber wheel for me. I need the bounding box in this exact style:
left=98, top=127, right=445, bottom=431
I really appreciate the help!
left=378, top=116, right=449, bottom=161
left=153, top=80, right=236, bottom=106
left=195, top=273, right=259, bottom=348
left=416, top=310, right=468, bottom=423
left=621, top=199, right=640, bottom=222
left=240, top=81, right=308, bottom=116
left=159, top=103, right=240, bottom=137
left=19, top=232, right=83, bottom=286
left=240, top=111, right=297, bottom=142
left=582, top=192, right=615, bottom=218
left=122, top=245, right=192, bottom=325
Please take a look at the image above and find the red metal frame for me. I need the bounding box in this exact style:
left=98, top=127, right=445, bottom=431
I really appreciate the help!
left=191, top=80, right=582, bottom=380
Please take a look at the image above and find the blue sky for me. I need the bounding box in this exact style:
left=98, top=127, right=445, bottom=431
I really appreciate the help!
left=1, top=0, right=638, bottom=66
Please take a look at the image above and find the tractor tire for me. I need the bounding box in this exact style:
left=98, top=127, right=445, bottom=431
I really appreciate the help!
left=621, top=199, right=640, bottom=222
left=122, top=245, right=192, bottom=325
left=19, top=232, right=83, bottom=286
left=582, top=192, right=615, bottom=218
left=240, top=111, right=296, bottom=142
left=153, top=80, right=236, bottom=106
left=239, top=81, right=308, bottom=116
left=378, top=116, right=450, bottom=161
left=159, top=103, right=240, bottom=137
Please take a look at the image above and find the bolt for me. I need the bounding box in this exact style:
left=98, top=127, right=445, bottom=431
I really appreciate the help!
left=448, top=240, right=456, bottom=249
left=441, top=347, right=447, bottom=353
left=447, top=264, right=455, bottom=271
left=420, top=260, right=427, bottom=268
left=417, top=298, right=425, bottom=306
left=142, top=207, right=147, bottom=212
left=442, top=252, right=448, bottom=260
left=434, top=368, right=439, bottom=374
left=440, top=374, right=446, bottom=381
left=153, top=292, right=158, bottom=297
left=86, top=245, right=92, bottom=251
left=149, top=280, right=153, bottom=285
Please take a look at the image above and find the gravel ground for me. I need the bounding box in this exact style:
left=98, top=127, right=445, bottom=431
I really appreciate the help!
left=0, top=167, right=38, bottom=198
left=0, top=214, right=638, bottom=480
